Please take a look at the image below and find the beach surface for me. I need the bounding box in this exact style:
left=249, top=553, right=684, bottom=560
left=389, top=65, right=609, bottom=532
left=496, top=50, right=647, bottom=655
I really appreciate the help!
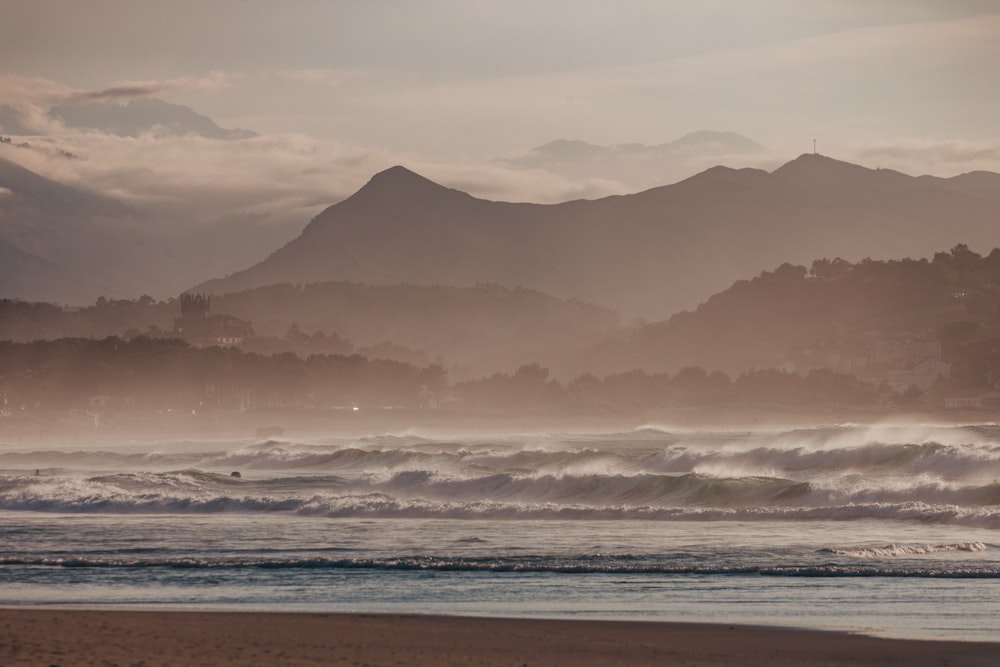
left=1, top=610, right=998, bottom=666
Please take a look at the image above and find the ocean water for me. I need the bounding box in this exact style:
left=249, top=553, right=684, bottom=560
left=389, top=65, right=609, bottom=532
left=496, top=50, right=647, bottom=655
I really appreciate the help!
left=1, top=422, right=999, bottom=641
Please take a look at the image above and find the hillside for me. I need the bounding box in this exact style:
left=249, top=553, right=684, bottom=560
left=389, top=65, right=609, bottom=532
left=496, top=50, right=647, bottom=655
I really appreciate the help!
left=195, top=155, right=1000, bottom=318
left=589, top=245, right=1000, bottom=376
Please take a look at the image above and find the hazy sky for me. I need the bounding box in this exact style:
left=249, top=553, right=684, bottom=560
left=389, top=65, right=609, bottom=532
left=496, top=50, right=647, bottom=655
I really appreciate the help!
left=1, top=1, right=999, bottom=212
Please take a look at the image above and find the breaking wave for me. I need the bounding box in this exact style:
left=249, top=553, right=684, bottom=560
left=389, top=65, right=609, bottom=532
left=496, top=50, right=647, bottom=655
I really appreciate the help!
left=4, top=426, right=998, bottom=480
left=821, top=542, right=987, bottom=558
left=3, top=473, right=1000, bottom=527
left=2, top=424, right=999, bottom=526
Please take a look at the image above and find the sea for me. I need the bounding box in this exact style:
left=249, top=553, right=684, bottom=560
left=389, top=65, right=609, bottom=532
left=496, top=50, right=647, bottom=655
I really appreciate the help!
left=2, top=421, right=999, bottom=641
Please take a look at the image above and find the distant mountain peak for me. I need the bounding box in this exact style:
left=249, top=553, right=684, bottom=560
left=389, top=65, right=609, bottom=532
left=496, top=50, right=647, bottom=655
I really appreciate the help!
left=49, top=97, right=257, bottom=140
left=778, top=152, right=860, bottom=169
left=772, top=153, right=912, bottom=189
left=352, top=165, right=471, bottom=203
left=368, top=165, right=434, bottom=185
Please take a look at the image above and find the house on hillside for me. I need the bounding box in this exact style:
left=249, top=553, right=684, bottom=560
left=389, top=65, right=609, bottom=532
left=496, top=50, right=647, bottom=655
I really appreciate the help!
left=944, top=388, right=1000, bottom=410
left=172, top=293, right=253, bottom=347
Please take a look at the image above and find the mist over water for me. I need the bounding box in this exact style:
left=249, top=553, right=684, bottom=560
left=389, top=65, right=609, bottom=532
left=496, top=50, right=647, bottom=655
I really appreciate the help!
left=2, top=422, right=999, bottom=640
left=4, top=423, right=999, bottom=525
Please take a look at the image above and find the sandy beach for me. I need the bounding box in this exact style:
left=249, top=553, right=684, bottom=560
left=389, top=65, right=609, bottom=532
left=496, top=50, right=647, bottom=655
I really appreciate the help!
left=0, top=610, right=997, bottom=666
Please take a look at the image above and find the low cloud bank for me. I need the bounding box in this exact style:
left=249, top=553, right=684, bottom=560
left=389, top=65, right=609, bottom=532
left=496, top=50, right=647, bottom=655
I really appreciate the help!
left=852, top=139, right=1000, bottom=173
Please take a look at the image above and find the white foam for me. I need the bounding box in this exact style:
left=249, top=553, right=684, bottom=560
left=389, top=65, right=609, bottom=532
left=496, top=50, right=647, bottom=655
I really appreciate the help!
left=826, top=542, right=988, bottom=558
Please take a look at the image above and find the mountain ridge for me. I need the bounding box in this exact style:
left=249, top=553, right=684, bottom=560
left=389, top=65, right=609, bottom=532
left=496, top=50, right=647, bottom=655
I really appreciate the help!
left=193, top=155, right=1000, bottom=318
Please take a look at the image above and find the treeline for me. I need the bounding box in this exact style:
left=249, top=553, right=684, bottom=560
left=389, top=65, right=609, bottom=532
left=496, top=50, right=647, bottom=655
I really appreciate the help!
left=0, top=336, right=889, bottom=416
left=456, top=363, right=884, bottom=413
left=0, top=337, right=445, bottom=412
left=0, top=295, right=171, bottom=342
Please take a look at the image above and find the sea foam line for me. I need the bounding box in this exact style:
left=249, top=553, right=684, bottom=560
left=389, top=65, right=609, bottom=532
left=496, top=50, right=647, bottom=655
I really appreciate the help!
left=2, top=556, right=999, bottom=578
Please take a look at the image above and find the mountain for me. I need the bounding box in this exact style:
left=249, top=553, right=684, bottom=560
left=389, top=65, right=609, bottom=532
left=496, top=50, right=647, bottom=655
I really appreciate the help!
left=0, top=155, right=146, bottom=301
left=49, top=98, right=257, bottom=139
left=194, top=155, right=1000, bottom=319
left=0, top=235, right=61, bottom=297
left=0, top=155, right=129, bottom=221
left=0, top=155, right=289, bottom=303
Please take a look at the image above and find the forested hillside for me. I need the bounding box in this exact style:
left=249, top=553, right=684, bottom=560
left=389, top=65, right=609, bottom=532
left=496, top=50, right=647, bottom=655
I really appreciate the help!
left=593, top=245, right=1000, bottom=375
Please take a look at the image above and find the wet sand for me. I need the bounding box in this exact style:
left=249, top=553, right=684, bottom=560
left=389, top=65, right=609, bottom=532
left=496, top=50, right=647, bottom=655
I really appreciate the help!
left=1, top=610, right=998, bottom=666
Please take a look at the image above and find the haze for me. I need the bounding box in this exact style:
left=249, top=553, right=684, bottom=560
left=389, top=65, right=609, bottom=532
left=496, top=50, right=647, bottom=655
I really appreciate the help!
left=6, top=5, right=1000, bottom=661
left=1, top=1, right=998, bottom=214
left=1, top=1, right=999, bottom=402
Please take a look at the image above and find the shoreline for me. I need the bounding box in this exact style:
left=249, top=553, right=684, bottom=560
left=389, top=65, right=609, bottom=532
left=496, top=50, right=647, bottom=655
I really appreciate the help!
left=1, top=609, right=997, bottom=666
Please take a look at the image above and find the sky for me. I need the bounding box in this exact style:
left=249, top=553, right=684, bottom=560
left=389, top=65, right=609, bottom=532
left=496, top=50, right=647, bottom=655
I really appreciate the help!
left=1, top=0, right=999, bottom=219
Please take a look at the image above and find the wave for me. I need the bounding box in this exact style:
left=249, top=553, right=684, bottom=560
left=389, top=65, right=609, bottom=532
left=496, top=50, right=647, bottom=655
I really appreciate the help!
left=2, top=554, right=998, bottom=578
left=4, top=471, right=1000, bottom=527
left=821, top=542, right=988, bottom=558
left=3, top=424, right=999, bottom=526
left=11, top=467, right=1000, bottom=512
left=4, top=429, right=998, bottom=482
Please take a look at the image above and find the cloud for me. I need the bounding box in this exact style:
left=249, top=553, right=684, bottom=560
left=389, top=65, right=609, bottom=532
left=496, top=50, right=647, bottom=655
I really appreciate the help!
left=0, top=72, right=239, bottom=133
left=0, top=67, right=642, bottom=213
left=0, top=72, right=234, bottom=107
left=0, top=102, right=67, bottom=136
left=337, top=13, right=1000, bottom=159
left=0, top=112, right=642, bottom=253
left=849, top=139, right=1000, bottom=174
left=2, top=132, right=358, bottom=216
left=56, top=71, right=234, bottom=104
